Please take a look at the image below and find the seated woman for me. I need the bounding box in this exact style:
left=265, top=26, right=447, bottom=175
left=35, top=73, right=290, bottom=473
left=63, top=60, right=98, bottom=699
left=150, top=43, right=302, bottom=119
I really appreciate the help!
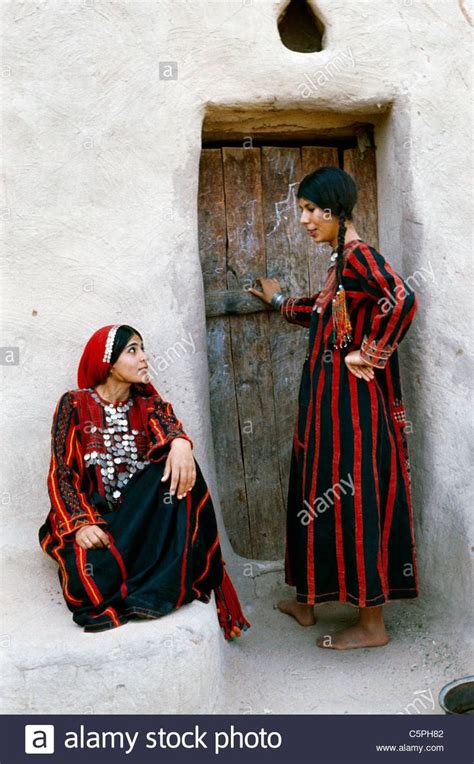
left=39, top=323, right=250, bottom=640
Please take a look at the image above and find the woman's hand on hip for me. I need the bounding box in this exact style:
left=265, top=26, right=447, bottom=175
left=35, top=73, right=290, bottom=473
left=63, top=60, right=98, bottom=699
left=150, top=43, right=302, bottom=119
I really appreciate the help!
left=75, top=524, right=111, bottom=549
left=162, top=438, right=196, bottom=499
left=344, top=350, right=375, bottom=382
left=247, top=277, right=282, bottom=305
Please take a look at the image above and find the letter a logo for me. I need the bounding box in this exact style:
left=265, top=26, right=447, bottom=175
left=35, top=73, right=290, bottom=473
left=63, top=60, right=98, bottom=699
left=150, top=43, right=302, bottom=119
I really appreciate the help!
left=24, top=724, right=55, bottom=754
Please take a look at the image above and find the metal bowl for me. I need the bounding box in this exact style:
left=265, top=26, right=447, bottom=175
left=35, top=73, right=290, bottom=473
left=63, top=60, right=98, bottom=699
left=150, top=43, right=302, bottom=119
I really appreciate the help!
left=439, top=676, right=474, bottom=714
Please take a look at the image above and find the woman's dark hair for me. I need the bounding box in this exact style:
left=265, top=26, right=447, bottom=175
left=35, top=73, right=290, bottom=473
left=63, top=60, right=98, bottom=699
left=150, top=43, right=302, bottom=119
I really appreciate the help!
left=109, top=325, right=143, bottom=366
left=297, top=166, right=357, bottom=285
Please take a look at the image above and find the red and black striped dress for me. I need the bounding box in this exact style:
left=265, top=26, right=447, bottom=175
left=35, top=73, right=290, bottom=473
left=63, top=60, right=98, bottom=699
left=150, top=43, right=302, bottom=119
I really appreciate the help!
left=280, top=239, right=419, bottom=608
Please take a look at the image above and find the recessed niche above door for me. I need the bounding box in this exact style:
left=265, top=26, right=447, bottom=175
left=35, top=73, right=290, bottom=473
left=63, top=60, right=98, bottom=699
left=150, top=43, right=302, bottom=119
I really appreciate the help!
left=278, top=0, right=325, bottom=53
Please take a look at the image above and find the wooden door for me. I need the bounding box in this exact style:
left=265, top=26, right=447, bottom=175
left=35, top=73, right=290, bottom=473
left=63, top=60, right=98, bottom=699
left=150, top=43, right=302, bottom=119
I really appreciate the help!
left=198, top=144, right=378, bottom=560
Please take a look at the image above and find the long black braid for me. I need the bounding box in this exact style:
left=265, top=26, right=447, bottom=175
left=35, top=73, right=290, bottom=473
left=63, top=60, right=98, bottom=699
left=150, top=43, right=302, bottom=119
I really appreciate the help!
left=336, top=210, right=347, bottom=286
left=297, top=166, right=356, bottom=349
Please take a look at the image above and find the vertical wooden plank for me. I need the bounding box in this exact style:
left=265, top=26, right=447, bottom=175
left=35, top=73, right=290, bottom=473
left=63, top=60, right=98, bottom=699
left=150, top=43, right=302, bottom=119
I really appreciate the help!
left=262, top=147, right=310, bottom=294
left=343, top=145, right=379, bottom=248
left=198, top=149, right=227, bottom=293
left=198, top=150, right=251, bottom=556
left=222, top=147, right=284, bottom=559
left=301, top=147, right=339, bottom=293
left=301, top=146, right=339, bottom=174
left=261, top=147, right=308, bottom=542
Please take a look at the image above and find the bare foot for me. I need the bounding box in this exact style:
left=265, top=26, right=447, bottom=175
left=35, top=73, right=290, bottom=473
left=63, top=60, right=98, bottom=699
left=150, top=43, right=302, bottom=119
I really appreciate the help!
left=316, top=623, right=390, bottom=650
left=276, top=599, right=316, bottom=626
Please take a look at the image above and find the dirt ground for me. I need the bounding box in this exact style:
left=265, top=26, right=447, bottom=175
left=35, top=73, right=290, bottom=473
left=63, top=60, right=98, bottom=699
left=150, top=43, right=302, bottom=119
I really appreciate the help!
left=218, top=582, right=472, bottom=715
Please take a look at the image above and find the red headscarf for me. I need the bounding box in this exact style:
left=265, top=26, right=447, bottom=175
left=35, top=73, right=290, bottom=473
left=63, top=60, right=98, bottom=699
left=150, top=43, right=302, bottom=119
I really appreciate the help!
left=77, top=324, right=158, bottom=397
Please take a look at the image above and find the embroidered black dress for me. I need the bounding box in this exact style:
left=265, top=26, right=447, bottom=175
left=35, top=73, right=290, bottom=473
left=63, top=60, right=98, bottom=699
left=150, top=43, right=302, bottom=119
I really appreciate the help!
left=280, top=239, right=419, bottom=608
left=38, top=387, right=247, bottom=634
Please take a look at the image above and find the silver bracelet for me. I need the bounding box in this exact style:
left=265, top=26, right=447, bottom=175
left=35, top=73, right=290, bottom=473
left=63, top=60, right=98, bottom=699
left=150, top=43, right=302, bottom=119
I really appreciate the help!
left=270, top=291, right=285, bottom=310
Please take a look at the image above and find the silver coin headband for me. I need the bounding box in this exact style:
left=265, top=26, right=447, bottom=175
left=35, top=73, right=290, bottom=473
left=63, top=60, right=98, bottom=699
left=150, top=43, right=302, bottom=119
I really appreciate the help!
left=102, top=324, right=121, bottom=364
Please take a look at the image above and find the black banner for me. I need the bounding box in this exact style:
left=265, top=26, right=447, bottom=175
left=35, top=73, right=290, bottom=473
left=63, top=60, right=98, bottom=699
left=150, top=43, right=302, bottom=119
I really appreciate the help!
left=2, top=714, right=472, bottom=763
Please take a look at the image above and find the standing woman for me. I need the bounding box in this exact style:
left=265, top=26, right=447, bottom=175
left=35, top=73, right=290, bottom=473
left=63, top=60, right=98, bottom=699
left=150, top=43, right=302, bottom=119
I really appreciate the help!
left=39, top=324, right=250, bottom=640
left=248, top=167, right=418, bottom=650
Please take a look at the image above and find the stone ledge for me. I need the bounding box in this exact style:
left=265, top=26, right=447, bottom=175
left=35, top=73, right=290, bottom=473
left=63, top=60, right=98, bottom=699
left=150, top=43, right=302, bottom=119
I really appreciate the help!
left=0, top=550, right=224, bottom=714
